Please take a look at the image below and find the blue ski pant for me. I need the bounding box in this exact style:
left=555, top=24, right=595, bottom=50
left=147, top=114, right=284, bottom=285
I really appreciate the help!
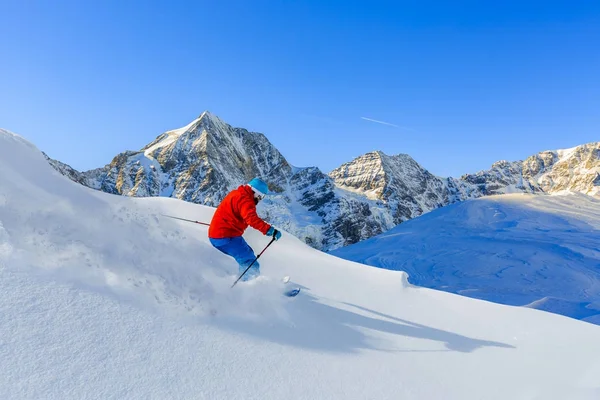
left=209, top=236, right=260, bottom=281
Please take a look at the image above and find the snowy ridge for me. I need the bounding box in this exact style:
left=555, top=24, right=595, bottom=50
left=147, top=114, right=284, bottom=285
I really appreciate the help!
left=462, top=142, right=600, bottom=197
left=143, top=118, right=199, bottom=156
left=3, top=129, right=600, bottom=399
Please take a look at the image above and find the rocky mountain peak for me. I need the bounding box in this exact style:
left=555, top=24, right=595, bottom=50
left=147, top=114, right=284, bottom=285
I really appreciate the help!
left=329, top=151, right=388, bottom=199
left=329, top=150, right=440, bottom=203
left=536, top=142, right=600, bottom=195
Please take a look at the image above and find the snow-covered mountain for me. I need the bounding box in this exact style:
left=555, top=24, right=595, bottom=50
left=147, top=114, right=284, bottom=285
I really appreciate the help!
left=45, top=111, right=599, bottom=250
left=64, top=113, right=292, bottom=201
left=3, top=128, right=600, bottom=400
left=44, top=112, right=433, bottom=250
left=329, top=151, right=476, bottom=221
left=333, top=193, right=600, bottom=324
left=461, top=143, right=600, bottom=196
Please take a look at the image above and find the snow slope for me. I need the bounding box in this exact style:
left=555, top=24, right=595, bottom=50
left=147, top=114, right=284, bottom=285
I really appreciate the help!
left=1, top=129, right=600, bottom=399
left=333, top=193, right=600, bottom=324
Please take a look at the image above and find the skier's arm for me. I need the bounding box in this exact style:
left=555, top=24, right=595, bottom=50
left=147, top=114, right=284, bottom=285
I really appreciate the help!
left=239, top=196, right=271, bottom=235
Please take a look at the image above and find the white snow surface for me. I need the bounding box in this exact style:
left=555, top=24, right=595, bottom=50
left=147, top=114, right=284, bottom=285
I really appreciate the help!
left=333, top=192, right=600, bottom=323
left=1, top=128, right=600, bottom=400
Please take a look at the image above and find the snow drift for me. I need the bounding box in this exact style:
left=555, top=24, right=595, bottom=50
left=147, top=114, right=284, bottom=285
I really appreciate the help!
left=333, top=193, right=600, bottom=324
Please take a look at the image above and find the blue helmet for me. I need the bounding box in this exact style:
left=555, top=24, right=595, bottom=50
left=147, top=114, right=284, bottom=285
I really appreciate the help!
left=248, top=177, right=269, bottom=197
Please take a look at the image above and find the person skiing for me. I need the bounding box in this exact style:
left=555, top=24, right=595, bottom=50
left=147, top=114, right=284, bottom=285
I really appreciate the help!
left=208, top=178, right=282, bottom=282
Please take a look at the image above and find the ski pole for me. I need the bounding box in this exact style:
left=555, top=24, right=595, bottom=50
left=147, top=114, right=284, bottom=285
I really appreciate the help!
left=231, top=237, right=277, bottom=288
left=161, top=214, right=210, bottom=226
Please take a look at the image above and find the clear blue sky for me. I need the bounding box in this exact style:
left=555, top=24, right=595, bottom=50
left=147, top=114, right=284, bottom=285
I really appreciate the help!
left=1, top=1, right=599, bottom=177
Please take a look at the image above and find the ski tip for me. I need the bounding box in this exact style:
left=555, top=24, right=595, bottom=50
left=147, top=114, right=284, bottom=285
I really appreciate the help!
left=282, top=276, right=291, bottom=284
left=284, top=288, right=301, bottom=298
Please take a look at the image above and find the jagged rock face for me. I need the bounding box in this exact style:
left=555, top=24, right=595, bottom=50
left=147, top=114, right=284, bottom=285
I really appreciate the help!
left=461, top=160, right=529, bottom=195
left=287, top=166, right=388, bottom=249
left=522, top=151, right=558, bottom=180
left=329, top=152, right=389, bottom=198
left=46, top=111, right=599, bottom=251
left=330, top=151, right=476, bottom=224
left=44, top=154, right=105, bottom=188
left=44, top=155, right=89, bottom=186
left=461, top=142, right=600, bottom=197
left=534, top=143, right=600, bottom=195
left=82, top=113, right=292, bottom=206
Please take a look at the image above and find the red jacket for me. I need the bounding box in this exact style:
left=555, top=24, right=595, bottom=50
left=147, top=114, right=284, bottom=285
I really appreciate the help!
left=208, top=185, right=271, bottom=239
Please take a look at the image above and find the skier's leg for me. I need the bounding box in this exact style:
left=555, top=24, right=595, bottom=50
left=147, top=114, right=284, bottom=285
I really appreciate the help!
left=229, top=237, right=260, bottom=281
left=209, top=237, right=260, bottom=281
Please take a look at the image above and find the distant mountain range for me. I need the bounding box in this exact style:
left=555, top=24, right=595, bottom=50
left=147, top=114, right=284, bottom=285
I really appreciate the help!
left=46, top=111, right=600, bottom=250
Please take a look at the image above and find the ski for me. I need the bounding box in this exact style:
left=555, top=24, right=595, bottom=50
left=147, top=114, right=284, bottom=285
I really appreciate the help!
left=283, top=288, right=301, bottom=297
left=281, top=276, right=300, bottom=297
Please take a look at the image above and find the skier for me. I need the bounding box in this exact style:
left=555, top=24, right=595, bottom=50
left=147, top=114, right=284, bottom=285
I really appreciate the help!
left=208, top=178, right=282, bottom=282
